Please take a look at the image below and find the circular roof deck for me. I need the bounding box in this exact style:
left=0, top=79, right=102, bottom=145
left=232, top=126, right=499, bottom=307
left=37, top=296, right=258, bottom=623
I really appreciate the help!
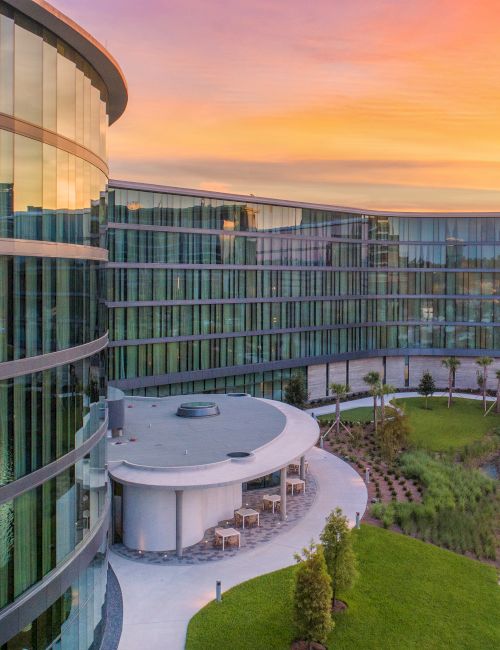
left=107, top=394, right=320, bottom=489
left=108, top=394, right=286, bottom=468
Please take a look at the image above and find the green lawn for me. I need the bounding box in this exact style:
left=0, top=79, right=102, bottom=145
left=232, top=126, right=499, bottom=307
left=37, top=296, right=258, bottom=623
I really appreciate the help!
left=393, top=396, right=500, bottom=451
left=318, top=406, right=374, bottom=424
left=186, top=525, right=500, bottom=650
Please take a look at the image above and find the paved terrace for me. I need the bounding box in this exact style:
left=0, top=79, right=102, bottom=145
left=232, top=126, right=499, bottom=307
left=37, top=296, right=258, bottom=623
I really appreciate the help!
left=112, top=473, right=318, bottom=565
left=111, top=447, right=367, bottom=650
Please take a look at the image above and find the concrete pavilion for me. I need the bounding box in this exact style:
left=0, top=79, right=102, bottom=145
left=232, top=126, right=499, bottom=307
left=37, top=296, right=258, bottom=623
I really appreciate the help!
left=107, top=393, right=319, bottom=556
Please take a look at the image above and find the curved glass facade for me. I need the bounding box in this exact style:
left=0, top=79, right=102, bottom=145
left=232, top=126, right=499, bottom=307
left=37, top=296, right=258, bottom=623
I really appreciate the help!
left=0, top=2, right=122, bottom=647
left=0, top=257, right=104, bottom=362
left=0, top=354, right=105, bottom=487
left=0, top=544, right=107, bottom=650
left=107, top=186, right=500, bottom=398
left=0, top=129, right=107, bottom=246
left=0, top=438, right=106, bottom=609
left=0, top=4, right=108, bottom=159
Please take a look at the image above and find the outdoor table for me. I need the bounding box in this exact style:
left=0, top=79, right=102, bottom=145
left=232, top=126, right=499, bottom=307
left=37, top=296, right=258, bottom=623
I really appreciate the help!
left=262, top=494, right=281, bottom=513
left=235, top=507, right=260, bottom=529
left=286, top=477, right=306, bottom=495
left=214, top=527, right=241, bottom=550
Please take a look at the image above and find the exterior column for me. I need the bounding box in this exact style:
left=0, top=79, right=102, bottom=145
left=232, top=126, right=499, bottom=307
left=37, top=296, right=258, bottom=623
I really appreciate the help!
left=175, top=490, right=183, bottom=558
left=280, top=467, right=287, bottom=521
left=299, top=455, right=306, bottom=480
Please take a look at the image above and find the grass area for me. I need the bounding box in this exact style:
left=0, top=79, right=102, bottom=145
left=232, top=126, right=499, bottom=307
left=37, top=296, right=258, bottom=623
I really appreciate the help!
left=393, top=396, right=500, bottom=452
left=186, top=525, right=500, bottom=650
left=318, top=406, right=374, bottom=424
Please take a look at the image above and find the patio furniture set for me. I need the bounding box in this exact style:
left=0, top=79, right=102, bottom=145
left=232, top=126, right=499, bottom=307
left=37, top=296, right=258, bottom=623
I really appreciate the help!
left=214, top=461, right=307, bottom=550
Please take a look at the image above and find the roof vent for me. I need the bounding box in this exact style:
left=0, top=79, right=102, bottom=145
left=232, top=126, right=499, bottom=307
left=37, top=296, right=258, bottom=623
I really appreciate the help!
left=176, top=401, right=220, bottom=418
left=227, top=451, right=255, bottom=463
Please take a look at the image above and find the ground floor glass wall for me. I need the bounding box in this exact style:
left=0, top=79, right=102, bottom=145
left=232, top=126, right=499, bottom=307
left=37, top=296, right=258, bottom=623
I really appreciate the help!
left=0, top=544, right=107, bottom=650
left=0, top=439, right=106, bottom=609
left=127, top=367, right=306, bottom=401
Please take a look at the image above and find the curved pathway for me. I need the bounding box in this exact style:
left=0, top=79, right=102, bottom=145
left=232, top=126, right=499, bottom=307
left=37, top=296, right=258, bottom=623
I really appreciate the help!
left=110, top=447, right=367, bottom=650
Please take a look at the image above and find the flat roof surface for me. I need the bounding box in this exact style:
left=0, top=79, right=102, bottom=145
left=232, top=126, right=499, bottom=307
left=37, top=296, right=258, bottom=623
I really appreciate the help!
left=108, top=394, right=286, bottom=468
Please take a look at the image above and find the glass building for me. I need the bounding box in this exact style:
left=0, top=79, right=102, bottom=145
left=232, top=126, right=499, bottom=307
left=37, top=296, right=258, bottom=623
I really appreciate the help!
left=0, top=1, right=499, bottom=647
left=0, top=2, right=126, bottom=649
left=106, top=181, right=500, bottom=400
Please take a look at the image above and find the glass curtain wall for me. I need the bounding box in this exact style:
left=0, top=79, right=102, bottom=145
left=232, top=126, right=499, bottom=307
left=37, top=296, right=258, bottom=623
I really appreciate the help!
left=0, top=4, right=113, bottom=649
left=107, top=186, right=500, bottom=397
left=0, top=437, right=106, bottom=609
left=0, top=544, right=107, bottom=650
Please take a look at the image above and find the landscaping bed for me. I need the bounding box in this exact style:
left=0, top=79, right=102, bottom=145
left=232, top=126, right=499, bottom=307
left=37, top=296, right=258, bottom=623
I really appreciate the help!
left=324, top=421, right=422, bottom=511
left=321, top=396, right=500, bottom=561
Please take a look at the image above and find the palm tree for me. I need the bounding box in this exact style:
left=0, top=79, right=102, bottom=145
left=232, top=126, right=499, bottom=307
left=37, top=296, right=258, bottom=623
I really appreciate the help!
left=496, top=370, right=500, bottom=415
left=363, top=371, right=381, bottom=432
left=476, top=357, right=493, bottom=413
left=441, top=356, right=461, bottom=408
left=377, top=383, right=396, bottom=425
left=329, top=383, right=351, bottom=435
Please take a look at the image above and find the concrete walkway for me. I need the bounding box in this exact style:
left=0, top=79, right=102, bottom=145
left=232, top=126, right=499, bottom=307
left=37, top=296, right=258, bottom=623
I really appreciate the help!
left=110, top=447, right=367, bottom=650
left=306, top=391, right=493, bottom=417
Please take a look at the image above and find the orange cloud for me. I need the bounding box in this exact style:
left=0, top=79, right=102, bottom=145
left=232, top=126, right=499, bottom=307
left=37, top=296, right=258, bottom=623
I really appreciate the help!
left=58, top=0, right=500, bottom=210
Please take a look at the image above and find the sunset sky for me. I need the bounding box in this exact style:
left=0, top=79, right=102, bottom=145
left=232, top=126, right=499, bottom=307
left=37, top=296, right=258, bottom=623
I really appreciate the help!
left=57, top=0, right=500, bottom=210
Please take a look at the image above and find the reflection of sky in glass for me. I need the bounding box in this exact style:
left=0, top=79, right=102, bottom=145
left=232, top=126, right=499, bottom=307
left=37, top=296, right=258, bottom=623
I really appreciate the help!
left=53, top=0, right=500, bottom=211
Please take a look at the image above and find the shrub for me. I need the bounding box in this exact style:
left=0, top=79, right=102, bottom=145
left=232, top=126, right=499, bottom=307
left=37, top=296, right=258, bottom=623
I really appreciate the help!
left=378, top=411, right=412, bottom=462
left=293, top=543, right=333, bottom=645
left=371, top=450, right=498, bottom=559
left=284, top=373, right=309, bottom=409
left=371, top=503, right=385, bottom=519
left=320, top=507, right=358, bottom=602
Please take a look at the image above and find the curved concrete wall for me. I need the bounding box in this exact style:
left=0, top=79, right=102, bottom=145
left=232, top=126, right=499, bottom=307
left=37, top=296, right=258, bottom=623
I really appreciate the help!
left=122, top=483, right=242, bottom=551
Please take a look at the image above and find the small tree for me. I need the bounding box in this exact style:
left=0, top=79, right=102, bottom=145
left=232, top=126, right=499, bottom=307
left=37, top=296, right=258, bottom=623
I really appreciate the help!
left=284, top=373, right=308, bottom=409
left=377, top=382, right=395, bottom=424
left=476, top=357, right=493, bottom=413
left=363, top=371, right=381, bottom=432
left=378, top=410, right=411, bottom=463
left=418, top=371, right=436, bottom=409
left=441, top=356, right=461, bottom=408
left=320, top=508, right=358, bottom=609
left=293, top=542, right=333, bottom=648
left=329, top=383, right=351, bottom=435
left=496, top=370, right=500, bottom=415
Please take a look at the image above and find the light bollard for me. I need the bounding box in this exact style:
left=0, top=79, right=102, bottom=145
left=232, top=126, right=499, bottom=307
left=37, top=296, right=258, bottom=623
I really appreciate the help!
left=216, top=580, right=222, bottom=603
left=355, top=512, right=360, bottom=529
left=364, top=467, right=370, bottom=485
